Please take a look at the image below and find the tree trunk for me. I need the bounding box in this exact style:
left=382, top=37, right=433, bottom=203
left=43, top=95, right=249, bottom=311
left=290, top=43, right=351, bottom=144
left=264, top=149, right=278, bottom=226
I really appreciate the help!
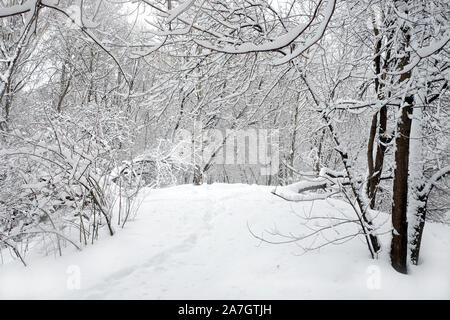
left=390, top=3, right=411, bottom=273
left=366, top=17, right=392, bottom=209
left=367, top=106, right=388, bottom=209
left=289, top=98, right=300, bottom=183
left=409, top=185, right=427, bottom=265
left=390, top=102, right=412, bottom=274
left=407, top=91, right=426, bottom=266
left=315, top=129, right=325, bottom=174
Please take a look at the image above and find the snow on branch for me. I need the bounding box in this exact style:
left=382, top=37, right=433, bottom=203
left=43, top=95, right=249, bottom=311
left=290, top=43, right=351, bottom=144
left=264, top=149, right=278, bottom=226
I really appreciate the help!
left=421, top=164, right=450, bottom=197
left=0, top=0, right=60, bottom=18
left=389, top=29, right=450, bottom=76
left=167, top=0, right=196, bottom=23
left=271, top=167, right=368, bottom=202
left=415, top=30, right=450, bottom=59
left=193, top=0, right=335, bottom=64
left=274, top=0, right=335, bottom=65
left=0, top=0, right=36, bottom=18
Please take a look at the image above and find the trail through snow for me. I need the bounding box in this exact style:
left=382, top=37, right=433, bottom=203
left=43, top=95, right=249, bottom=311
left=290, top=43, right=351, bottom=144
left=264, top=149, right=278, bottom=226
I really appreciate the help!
left=0, top=184, right=449, bottom=299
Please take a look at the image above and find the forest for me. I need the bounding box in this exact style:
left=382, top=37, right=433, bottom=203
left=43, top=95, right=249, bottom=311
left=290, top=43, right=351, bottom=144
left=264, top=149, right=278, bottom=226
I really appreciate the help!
left=0, top=0, right=449, bottom=299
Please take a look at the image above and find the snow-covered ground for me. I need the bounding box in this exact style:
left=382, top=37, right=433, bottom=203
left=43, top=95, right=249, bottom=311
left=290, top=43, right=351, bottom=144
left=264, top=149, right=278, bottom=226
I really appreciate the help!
left=1, top=183, right=449, bottom=299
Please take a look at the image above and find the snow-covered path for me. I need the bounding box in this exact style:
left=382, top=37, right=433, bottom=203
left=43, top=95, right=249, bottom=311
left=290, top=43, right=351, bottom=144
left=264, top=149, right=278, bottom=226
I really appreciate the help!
left=1, top=184, right=449, bottom=299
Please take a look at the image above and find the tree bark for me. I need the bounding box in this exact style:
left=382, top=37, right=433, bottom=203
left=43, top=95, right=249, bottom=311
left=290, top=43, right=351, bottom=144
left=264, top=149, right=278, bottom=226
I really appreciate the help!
left=366, top=17, right=392, bottom=209
left=390, top=102, right=412, bottom=274
left=367, top=106, right=388, bottom=208
left=409, top=164, right=450, bottom=265
left=409, top=184, right=427, bottom=265
left=390, top=2, right=411, bottom=274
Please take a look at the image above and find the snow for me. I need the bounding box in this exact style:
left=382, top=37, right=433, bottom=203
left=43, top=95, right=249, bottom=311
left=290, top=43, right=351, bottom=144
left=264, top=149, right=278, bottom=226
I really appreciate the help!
left=195, top=0, right=335, bottom=59
left=0, top=183, right=449, bottom=299
left=274, top=0, right=335, bottom=65
left=415, top=30, right=450, bottom=58
left=166, top=0, right=196, bottom=23
left=422, top=164, right=450, bottom=197
left=0, top=1, right=35, bottom=18
left=407, top=91, right=425, bottom=241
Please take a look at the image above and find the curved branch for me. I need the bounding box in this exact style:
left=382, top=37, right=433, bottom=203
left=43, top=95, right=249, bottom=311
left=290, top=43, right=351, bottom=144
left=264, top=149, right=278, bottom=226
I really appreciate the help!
left=193, top=0, right=334, bottom=60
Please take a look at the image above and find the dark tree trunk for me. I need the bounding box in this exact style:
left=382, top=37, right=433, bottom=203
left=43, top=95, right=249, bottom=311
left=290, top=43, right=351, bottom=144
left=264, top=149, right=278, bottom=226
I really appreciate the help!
left=410, top=184, right=428, bottom=265
left=366, top=20, right=392, bottom=209
left=315, top=129, right=325, bottom=174
left=389, top=3, right=412, bottom=273
left=367, top=106, right=388, bottom=208
left=409, top=166, right=450, bottom=265
left=390, top=103, right=412, bottom=274
left=193, top=165, right=203, bottom=185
